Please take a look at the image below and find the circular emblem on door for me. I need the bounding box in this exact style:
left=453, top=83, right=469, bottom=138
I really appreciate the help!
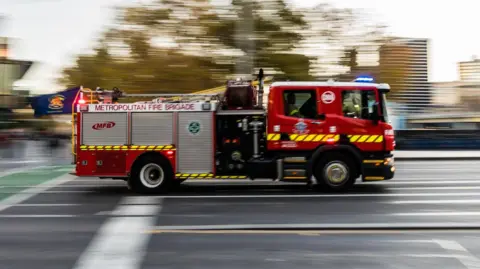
left=321, top=91, right=336, bottom=104
left=187, top=121, right=201, bottom=135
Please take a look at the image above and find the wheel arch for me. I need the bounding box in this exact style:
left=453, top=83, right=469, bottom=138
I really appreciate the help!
left=130, top=151, right=174, bottom=177
left=307, top=144, right=363, bottom=179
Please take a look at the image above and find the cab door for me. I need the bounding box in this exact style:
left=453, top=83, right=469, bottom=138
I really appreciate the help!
left=269, top=88, right=327, bottom=151
left=336, top=87, right=384, bottom=152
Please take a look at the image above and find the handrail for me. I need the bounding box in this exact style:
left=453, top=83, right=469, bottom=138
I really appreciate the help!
left=71, top=86, right=93, bottom=158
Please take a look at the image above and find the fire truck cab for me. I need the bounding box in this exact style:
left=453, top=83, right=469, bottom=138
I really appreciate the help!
left=72, top=73, right=395, bottom=194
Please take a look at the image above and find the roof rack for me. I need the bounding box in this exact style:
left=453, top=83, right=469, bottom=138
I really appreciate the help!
left=79, top=87, right=222, bottom=104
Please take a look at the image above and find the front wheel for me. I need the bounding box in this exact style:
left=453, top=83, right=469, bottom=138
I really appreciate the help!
left=313, top=153, right=357, bottom=192
left=128, top=156, right=174, bottom=194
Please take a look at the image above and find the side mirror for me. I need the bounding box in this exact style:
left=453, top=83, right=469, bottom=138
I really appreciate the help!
left=371, top=103, right=380, bottom=124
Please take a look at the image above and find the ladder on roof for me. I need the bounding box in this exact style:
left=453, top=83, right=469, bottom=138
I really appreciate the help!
left=80, top=89, right=223, bottom=103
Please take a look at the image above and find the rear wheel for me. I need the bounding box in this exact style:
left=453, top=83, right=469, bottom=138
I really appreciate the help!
left=128, top=155, right=174, bottom=194
left=313, top=152, right=357, bottom=192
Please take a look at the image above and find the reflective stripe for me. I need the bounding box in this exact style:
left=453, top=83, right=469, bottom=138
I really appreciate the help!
left=79, top=145, right=176, bottom=151
left=266, top=134, right=384, bottom=143
left=175, top=173, right=248, bottom=179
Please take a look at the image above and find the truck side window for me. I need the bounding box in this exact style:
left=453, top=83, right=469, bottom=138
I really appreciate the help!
left=283, top=90, right=318, bottom=119
left=342, top=90, right=377, bottom=119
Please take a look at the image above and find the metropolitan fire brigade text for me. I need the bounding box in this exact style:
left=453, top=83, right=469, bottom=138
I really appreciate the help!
left=93, top=103, right=195, bottom=111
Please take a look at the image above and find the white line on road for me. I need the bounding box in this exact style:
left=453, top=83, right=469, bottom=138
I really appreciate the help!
left=389, top=186, right=480, bottom=191
left=370, top=180, right=480, bottom=184
left=304, top=253, right=472, bottom=259
left=385, top=200, right=480, bottom=205
left=151, top=222, right=480, bottom=230
left=72, top=197, right=162, bottom=269
left=0, top=214, right=76, bottom=218
left=392, top=212, right=480, bottom=217
left=155, top=192, right=480, bottom=199
left=119, top=196, right=163, bottom=205
left=111, top=205, right=160, bottom=216
left=0, top=174, right=75, bottom=212
left=6, top=203, right=80, bottom=207
left=433, top=240, right=480, bottom=269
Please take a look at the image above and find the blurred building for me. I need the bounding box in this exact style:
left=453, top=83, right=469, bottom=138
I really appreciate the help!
left=458, top=57, right=480, bottom=83
left=0, top=37, right=33, bottom=109
left=378, top=37, right=431, bottom=114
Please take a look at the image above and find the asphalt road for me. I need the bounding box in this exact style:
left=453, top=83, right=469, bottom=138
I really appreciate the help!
left=1, top=160, right=480, bottom=269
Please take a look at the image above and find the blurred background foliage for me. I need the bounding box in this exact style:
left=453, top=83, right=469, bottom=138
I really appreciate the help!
left=59, top=0, right=388, bottom=93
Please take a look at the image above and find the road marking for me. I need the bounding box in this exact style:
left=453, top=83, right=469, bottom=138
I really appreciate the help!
left=72, top=197, right=162, bottom=269
left=305, top=253, right=473, bottom=258
left=385, top=200, right=480, bottom=205
left=111, top=205, right=160, bottom=216
left=0, top=190, right=91, bottom=194
left=150, top=223, right=480, bottom=230
left=0, top=173, right=74, bottom=212
left=373, top=180, right=480, bottom=184
left=0, top=214, right=76, bottom=218
left=5, top=203, right=80, bottom=207
left=146, top=228, right=480, bottom=235
left=393, top=212, right=480, bottom=216
left=155, top=192, right=480, bottom=199
left=389, top=186, right=480, bottom=190
left=119, top=196, right=163, bottom=205
left=433, top=240, right=480, bottom=269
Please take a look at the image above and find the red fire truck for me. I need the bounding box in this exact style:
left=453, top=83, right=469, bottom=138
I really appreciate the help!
left=72, top=72, right=395, bottom=193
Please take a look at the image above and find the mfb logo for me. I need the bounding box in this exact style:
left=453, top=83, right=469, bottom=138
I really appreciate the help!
left=92, top=122, right=116, bottom=130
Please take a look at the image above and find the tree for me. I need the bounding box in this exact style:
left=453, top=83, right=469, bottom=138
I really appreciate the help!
left=59, top=0, right=387, bottom=91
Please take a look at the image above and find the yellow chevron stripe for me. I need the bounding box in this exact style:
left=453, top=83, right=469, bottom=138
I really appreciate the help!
left=322, top=134, right=333, bottom=141
left=304, top=134, right=317, bottom=142
left=349, top=135, right=360, bottom=142
left=366, top=135, right=378, bottom=143
left=357, top=135, right=369, bottom=143
left=260, top=133, right=384, bottom=143
left=174, top=173, right=248, bottom=179
left=295, top=134, right=307, bottom=141
left=80, top=145, right=175, bottom=150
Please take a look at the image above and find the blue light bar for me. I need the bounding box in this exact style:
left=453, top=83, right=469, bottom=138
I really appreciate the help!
left=354, top=76, right=374, bottom=83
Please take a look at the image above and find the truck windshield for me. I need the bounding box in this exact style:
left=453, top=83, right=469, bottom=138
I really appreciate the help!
left=380, top=93, right=389, bottom=123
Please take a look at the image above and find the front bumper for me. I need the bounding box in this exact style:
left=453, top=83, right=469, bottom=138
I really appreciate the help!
left=361, top=154, right=395, bottom=181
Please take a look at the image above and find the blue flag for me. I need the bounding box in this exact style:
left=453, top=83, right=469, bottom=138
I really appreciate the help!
left=30, top=87, right=81, bottom=117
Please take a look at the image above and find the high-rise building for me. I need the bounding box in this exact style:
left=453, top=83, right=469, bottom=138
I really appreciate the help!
left=458, top=57, right=480, bottom=82
left=379, top=37, right=431, bottom=114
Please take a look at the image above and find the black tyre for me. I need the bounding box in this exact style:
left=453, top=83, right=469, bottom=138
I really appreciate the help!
left=128, top=155, right=174, bottom=194
left=313, top=152, right=357, bottom=192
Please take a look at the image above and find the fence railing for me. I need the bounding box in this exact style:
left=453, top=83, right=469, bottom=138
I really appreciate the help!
left=395, top=129, right=480, bottom=150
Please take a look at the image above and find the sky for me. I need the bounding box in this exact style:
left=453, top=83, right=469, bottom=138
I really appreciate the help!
left=1, top=0, right=479, bottom=94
